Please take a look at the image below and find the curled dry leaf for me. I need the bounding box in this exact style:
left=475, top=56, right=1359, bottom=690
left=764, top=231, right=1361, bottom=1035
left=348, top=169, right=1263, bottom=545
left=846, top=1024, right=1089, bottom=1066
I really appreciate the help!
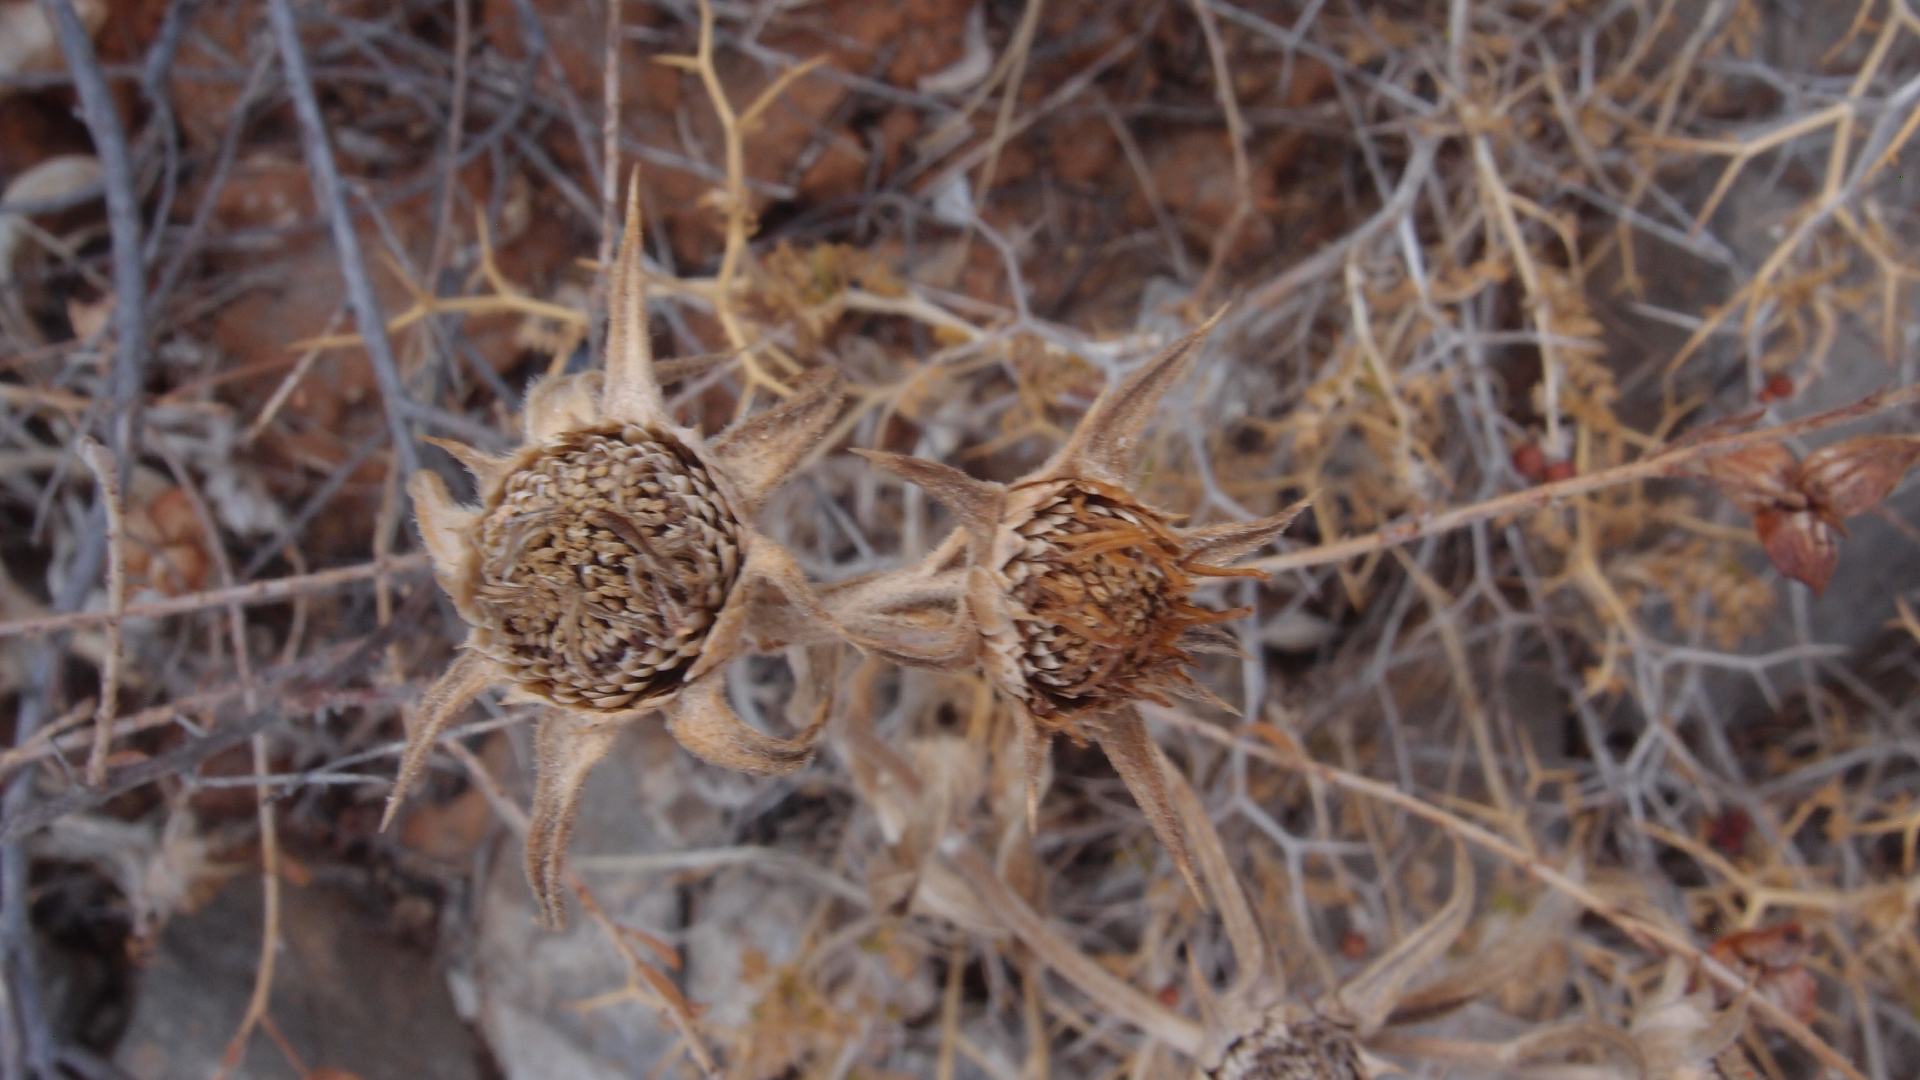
left=125, top=487, right=214, bottom=597
left=1796, top=435, right=1920, bottom=521
left=1627, top=959, right=1755, bottom=1080
left=1753, top=508, right=1840, bottom=596
left=386, top=175, right=849, bottom=929
left=1703, top=922, right=1818, bottom=1024
left=853, top=310, right=1304, bottom=895
left=0, top=0, right=105, bottom=89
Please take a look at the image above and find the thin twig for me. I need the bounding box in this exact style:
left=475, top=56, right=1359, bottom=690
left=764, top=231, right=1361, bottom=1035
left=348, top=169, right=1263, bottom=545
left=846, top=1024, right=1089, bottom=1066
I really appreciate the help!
left=0, top=554, right=432, bottom=640
left=265, top=0, right=422, bottom=481
left=37, top=0, right=148, bottom=475
left=73, top=441, right=125, bottom=788
left=0, top=585, right=434, bottom=847
left=1252, top=384, right=1920, bottom=576
left=1187, top=0, right=1253, bottom=304
left=1146, top=706, right=1872, bottom=1080
left=208, top=731, right=281, bottom=1080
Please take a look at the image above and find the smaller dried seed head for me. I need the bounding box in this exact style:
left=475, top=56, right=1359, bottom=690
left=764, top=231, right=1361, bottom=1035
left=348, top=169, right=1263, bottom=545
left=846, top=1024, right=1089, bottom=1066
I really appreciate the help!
left=999, top=479, right=1230, bottom=724
left=1210, top=1013, right=1364, bottom=1080
left=471, top=423, right=744, bottom=711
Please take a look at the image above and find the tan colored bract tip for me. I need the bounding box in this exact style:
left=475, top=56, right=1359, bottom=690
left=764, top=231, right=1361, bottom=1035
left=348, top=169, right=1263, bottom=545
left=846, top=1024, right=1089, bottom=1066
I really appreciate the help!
left=385, top=166, right=847, bottom=930
left=852, top=312, right=1305, bottom=899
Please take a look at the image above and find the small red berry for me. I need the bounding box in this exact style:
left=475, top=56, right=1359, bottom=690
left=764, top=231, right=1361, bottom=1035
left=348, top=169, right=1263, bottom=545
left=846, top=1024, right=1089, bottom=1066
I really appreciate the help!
left=1758, top=373, right=1795, bottom=403
left=1544, top=461, right=1576, bottom=483
left=1512, top=443, right=1548, bottom=483
left=1708, top=809, right=1753, bottom=856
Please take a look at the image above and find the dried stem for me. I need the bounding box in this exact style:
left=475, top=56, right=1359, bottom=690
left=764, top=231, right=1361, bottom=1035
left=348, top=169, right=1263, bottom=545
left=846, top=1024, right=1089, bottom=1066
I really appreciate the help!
left=0, top=555, right=432, bottom=640
left=73, top=440, right=124, bottom=788
left=1252, top=384, right=1920, bottom=576
left=209, top=732, right=281, bottom=1080
left=1148, top=705, right=1872, bottom=1080
left=264, top=0, right=421, bottom=480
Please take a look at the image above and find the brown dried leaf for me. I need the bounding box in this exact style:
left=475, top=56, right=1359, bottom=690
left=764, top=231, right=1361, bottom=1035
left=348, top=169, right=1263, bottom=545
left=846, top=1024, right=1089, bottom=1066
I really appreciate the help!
left=1754, top=508, right=1840, bottom=595
left=1705, top=922, right=1818, bottom=1024
left=0, top=1, right=104, bottom=84
left=1705, top=444, right=1802, bottom=515
left=1797, top=435, right=1920, bottom=520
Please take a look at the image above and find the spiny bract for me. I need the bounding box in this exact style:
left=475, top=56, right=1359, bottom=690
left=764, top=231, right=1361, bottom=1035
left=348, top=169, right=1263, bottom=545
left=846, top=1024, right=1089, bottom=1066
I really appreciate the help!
left=852, top=312, right=1303, bottom=891
left=388, top=177, right=845, bottom=927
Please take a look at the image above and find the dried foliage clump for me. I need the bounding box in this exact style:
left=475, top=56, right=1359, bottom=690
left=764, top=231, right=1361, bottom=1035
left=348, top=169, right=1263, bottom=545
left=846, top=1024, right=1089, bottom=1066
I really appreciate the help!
left=5, top=0, right=1920, bottom=1079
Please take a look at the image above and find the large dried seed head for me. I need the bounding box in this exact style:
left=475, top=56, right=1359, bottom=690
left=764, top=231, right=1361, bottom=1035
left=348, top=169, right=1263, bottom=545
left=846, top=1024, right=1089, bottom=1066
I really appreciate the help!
left=999, top=479, right=1223, bottom=723
left=471, top=423, right=744, bottom=711
left=1210, top=1013, right=1364, bottom=1080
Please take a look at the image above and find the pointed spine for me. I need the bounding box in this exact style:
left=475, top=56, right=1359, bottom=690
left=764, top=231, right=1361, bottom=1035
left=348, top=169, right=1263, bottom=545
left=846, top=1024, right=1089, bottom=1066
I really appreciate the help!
left=381, top=650, right=495, bottom=829
left=854, top=450, right=1006, bottom=549
left=710, top=367, right=847, bottom=514
left=1040, top=306, right=1227, bottom=485
left=1181, top=501, right=1308, bottom=567
left=525, top=709, right=623, bottom=929
left=1091, top=707, right=1203, bottom=904
left=601, top=170, right=668, bottom=427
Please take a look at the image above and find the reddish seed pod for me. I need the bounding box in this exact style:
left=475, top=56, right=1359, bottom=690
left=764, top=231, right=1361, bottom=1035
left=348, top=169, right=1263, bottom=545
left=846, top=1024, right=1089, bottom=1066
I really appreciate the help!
left=1754, top=507, right=1841, bottom=595
left=1758, top=373, right=1795, bottom=403
left=1511, top=443, right=1548, bottom=483
left=1705, top=444, right=1803, bottom=515
left=1797, top=435, right=1920, bottom=520
left=1543, top=460, right=1576, bottom=483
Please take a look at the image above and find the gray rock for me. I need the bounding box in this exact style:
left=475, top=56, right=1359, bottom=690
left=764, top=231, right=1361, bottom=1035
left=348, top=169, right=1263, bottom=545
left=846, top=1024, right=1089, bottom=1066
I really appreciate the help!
left=113, top=874, right=481, bottom=1080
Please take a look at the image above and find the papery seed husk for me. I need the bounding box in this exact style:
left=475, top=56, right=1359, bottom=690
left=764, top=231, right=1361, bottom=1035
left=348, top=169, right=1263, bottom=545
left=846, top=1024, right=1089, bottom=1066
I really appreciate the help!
left=1705, top=444, right=1804, bottom=515
left=1796, top=435, right=1920, bottom=520
left=1753, top=507, right=1839, bottom=596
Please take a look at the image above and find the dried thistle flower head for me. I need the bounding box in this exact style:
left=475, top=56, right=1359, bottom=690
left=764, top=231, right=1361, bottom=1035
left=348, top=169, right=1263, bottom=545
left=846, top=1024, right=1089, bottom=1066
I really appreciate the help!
left=856, top=312, right=1302, bottom=891
left=388, top=177, right=846, bottom=927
